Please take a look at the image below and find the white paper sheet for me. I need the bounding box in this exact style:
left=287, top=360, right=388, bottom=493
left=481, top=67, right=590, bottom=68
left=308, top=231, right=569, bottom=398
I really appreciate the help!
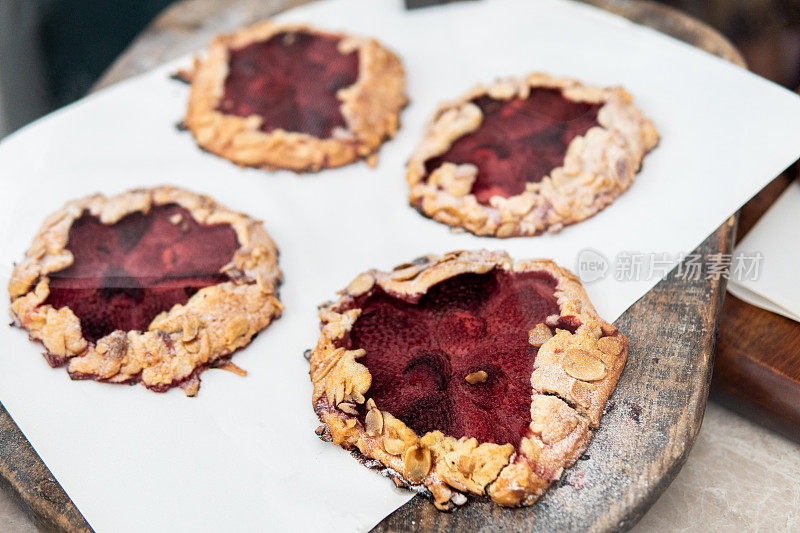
left=728, top=180, right=800, bottom=322
left=1, top=0, right=800, bottom=531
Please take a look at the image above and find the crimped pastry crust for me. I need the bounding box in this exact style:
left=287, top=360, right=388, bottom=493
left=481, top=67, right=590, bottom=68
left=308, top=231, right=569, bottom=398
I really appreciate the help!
left=8, top=186, right=283, bottom=395
left=407, top=73, right=659, bottom=237
left=309, top=250, right=627, bottom=509
left=184, top=21, right=407, bottom=172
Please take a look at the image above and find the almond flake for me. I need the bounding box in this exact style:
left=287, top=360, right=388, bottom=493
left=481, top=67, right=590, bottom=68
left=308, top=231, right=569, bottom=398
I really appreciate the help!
left=404, top=445, right=431, bottom=482
left=333, top=383, right=346, bottom=406
left=350, top=391, right=365, bottom=404
left=457, top=454, right=476, bottom=475
left=528, top=323, right=553, bottom=347
left=570, top=380, right=595, bottom=409
left=346, top=273, right=375, bottom=296
left=597, top=336, right=623, bottom=356
left=338, top=402, right=358, bottom=415
left=365, top=408, right=384, bottom=436
left=465, top=370, right=488, bottom=384
left=562, top=348, right=607, bottom=382
left=390, top=264, right=421, bottom=281
left=383, top=437, right=405, bottom=456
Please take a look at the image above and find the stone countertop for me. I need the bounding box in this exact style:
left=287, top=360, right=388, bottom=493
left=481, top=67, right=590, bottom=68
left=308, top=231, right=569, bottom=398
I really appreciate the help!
left=636, top=402, right=800, bottom=531
left=1, top=0, right=799, bottom=530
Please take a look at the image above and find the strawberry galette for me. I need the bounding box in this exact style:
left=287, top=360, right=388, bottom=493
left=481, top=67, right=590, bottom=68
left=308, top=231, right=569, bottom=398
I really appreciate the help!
left=309, top=250, right=627, bottom=509
left=407, top=74, right=658, bottom=237
left=8, top=186, right=282, bottom=395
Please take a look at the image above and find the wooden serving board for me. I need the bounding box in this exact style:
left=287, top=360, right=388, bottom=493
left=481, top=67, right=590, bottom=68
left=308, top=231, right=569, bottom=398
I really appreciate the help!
left=713, top=170, right=800, bottom=443
left=0, top=1, right=745, bottom=531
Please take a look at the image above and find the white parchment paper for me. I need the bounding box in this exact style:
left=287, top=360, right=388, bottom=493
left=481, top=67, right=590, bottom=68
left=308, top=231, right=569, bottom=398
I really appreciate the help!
left=1, top=0, right=800, bottom=531
left=728, top=180, right=800, bottom=322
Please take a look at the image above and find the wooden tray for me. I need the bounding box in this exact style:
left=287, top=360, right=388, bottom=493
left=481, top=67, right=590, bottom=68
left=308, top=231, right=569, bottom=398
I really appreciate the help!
left=713, top=171, right=800, bottom=443
left=0, top=1, right=744, bottom=531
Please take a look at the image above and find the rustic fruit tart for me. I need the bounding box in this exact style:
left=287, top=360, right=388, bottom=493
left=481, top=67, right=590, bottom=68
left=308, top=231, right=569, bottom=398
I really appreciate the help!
left=8, top=186, right=282, bottom=395
left=407, top=74, right=658, bottom=237
left=310, top=250, right=626, bottom=509
left=184, top=21, right=407, bottom=171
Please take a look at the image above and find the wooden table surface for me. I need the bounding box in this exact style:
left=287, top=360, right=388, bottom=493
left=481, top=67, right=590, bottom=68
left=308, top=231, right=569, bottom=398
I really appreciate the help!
left=2, top=1, right=800, bottom=532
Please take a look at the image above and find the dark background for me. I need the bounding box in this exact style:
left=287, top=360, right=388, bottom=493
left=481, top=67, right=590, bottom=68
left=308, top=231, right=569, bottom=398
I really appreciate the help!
left=0, top=0, right=798, bottom=138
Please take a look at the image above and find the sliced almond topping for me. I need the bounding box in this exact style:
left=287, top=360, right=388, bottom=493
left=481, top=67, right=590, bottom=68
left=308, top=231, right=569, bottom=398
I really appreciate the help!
left=365, top=408, right=384, bottom=437
left=570, top=380, right=595, bottom=409
left=390, top=264, right=421, bottom=281
left=366, top=398, right=377, bottom=411
left=597, top=336, right=623, bottom=356
left=528, top=323, right=553, bottom=347
left=487, top=80, right=518, bottom=99
left=333, top=382, right=346, bottom=406
left=181, top=316, right=199, bottom=342
left=346, top=273, right=375, bottom=297
left=314, top=347, right=345, bottom=382
left=496, top=222, right=516, bottom=238
left=345, top=419, right=357, bottom=429
left=562, top=348, right=607, bottom=382
left=338, top=402, right=358, bottom=415
left=350, top=391, right=365, bottom=404
left=404, top=444, right=431, bottom=482
left=465, top=370, right=488, bottom=384
left=256, top=271, right=272, bottom=294
left=457, top=454, right=476, bottom=475
left=428, top=162, right=477, bottom=197
left=383, top=437, right=405, bottom=456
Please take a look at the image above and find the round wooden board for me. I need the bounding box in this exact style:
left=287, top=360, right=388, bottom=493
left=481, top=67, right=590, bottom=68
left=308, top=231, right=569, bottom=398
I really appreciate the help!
left=0, top=1, right=744, bottom=531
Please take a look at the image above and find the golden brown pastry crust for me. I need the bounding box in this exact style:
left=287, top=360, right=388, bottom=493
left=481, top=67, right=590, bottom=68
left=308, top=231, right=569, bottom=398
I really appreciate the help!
left=407, top=73, right=659, bottom=237
left=8, top=186, right=283, bottom=395
left=184, top=21, right=407, bottom=172
left=309, top=250, right=627, bottom=509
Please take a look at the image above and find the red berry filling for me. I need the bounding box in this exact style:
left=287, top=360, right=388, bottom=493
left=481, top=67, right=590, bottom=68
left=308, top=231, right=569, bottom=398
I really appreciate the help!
left=217, top=31, right=359, bottom=138
left=424, top=88, right=601, bottom=204
left=45, top=204, right=238, bottom=344
left=344, top=269, right=562, bottom=448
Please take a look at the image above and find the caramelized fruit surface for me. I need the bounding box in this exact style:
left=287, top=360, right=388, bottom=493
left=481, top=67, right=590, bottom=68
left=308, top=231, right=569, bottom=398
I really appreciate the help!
left=424, top=89, right=600, bottom=204
left=46, top=204, right=238, bottom=343
left=347, top=270, right=561, bottom=447
left=217, top=31, right=359, bottom=138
